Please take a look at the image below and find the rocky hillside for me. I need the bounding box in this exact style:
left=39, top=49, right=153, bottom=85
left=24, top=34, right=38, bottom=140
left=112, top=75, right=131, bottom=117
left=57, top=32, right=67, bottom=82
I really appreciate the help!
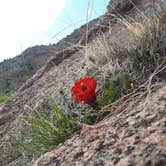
left=0, top=45, right=57, bottom=93
left=0, top=16, right=106, bottom=94
left=0, top=0, right=166, bottom=165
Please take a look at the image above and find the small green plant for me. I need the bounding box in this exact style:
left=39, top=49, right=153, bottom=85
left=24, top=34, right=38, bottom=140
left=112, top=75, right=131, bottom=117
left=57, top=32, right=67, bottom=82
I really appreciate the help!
left=0, top=93, right=8, bottom=104
left=10, top=97, right=74, bottom=155
left=79, top=110, right=95, bottom=125
left=6, top=89, right=16, bottom=96
left=97, top=70, right=131, bottom=107
left=97, top=88, right=116, bottom=107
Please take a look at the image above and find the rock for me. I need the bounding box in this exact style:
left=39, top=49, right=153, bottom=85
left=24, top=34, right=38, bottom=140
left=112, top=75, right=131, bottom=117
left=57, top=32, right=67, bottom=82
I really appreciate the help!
left=34, top=86, right=166, bottom=166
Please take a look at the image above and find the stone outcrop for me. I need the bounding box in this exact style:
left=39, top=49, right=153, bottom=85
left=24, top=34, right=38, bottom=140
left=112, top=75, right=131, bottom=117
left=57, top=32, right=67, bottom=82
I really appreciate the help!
left=34, top=85, right=166, bottom=166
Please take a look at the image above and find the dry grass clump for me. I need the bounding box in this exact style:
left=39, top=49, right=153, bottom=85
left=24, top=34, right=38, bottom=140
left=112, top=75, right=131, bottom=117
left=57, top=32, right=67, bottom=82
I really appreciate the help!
left=84, top=3, right=166, bottom=87
left=127, top=6, right=166, bottom=82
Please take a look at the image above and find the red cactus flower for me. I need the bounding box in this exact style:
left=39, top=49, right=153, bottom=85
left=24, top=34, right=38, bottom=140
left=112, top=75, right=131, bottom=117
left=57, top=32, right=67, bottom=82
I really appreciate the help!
left=71, top=77, right=97, bottom=103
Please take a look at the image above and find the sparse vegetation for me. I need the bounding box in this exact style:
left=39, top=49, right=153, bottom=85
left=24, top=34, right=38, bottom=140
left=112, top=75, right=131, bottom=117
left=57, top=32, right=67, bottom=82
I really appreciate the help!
left=0, top=90, right=16, bottom=104
left=85, top=3, right=166, bottom=87
left=10, top=97, right=75, bottom=155
left=0, top=46, right=56, bottom=94
left=0, top=93, right=8, bottom=103
left=125, top=5, right=166, bottom=82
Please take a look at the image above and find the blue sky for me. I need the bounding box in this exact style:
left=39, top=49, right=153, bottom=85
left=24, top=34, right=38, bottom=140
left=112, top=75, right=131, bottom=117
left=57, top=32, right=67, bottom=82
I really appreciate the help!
left=0, top=0, right=110, bottom=62
left=50, top=0, right=110, bottom=42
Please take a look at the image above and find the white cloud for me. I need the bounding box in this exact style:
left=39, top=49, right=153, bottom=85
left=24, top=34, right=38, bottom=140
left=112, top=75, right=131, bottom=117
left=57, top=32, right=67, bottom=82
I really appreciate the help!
left=0, top=0, right=66, bottom=62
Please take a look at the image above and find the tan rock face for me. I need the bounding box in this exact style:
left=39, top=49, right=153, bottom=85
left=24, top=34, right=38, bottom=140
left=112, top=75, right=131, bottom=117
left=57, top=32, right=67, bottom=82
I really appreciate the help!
left=34, top=85, right=166, bottom=166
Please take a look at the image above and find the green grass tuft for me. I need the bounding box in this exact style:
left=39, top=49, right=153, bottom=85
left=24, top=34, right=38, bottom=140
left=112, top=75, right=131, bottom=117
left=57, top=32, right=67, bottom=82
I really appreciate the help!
left=0, top=93, right=8, bottom=104
left=10, top=97, right=74, bottom=156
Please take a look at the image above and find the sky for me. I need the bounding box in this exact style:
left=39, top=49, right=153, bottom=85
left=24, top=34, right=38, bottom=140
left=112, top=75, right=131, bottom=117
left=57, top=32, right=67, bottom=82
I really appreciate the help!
left=0, top=0, right=110, bottom=62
